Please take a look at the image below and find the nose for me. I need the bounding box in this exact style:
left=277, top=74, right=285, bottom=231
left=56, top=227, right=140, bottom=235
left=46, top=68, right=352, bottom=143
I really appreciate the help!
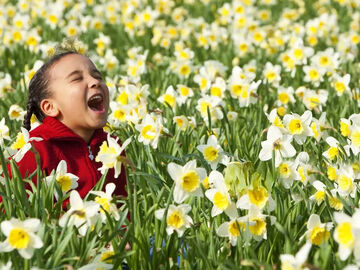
left=89, top=76, right=101, bottom=88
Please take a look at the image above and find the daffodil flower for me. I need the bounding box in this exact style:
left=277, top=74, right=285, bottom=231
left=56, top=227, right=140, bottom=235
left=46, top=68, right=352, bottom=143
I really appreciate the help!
left=290, top=40, right=314, bottom=65
left=303, top=214, right=332, bottom=246
left=294, top=152, right=316, bottom=185
left=283, top=110, right=313, bottom=145
left=312, top=48, right=339, bottom=73
left=265, top=108, right=286, bottom=131
left=340, top=117, right=351, bottom=137
left=200, top=60, right=228, bottom=82
left=303, top=65, right=326, bottom=87
left=197, top=135, right=226, bottom=170
left=205, top=170, right=237, bottom=218
left=96, top=135, right=132, bottom=178
left=227, top=111, right=238, bottom=121
left=303, top=90, right=328, bottom=112
left=168, top=160, right=206, bottom=203
left=216, top=217, right=250, bottom=246
left=157, top=85, right=178, bottom=109
left=59, top=190, right=100, bottom=236
left=80, top=243, right=116, bottom=269
left=349, top=124, right=360, bottom=155
left=109, top=101, right=131, bottom=125
left=228, top=66, right=256, bottom=100
left=280, top=242, right=312, bottom=270
left=194, top=72, right=211, bottom=92
left=276, top=86, right=295, bottom=107
left=90, top=183, right=120, bottom=222
left=10, top=127, right=42, bottom=162
left=176, top=84, right=193, bottom=105
left=259, top=126, right=296, bottom=167
left=247, top=205, right=275, bottom=241
left=44, top=160, right=79, bottom=200
left=263, top=62, right=281, bottom=85
left=328, top=189, right=344, bottom=211
left=322, top=136, right=341, bottom=161
left=310, top=112, right=328, bottom=142
left=135, top=113, right=162, bottom=149
left=309, top=181, right=326, bottom=205
left=237, top=80, right=261, bottom=108
left=336, top=165, right=356, bottom=198
left=196, top=95, right=224, bottom=123
left=94, top=244, right=115, bottom=265
left=28, top=114, right=40, bottom=131
left=209, top=77, right=226, bottom=98
left=334, top=210, right=360, bottom=261
left=173, top=115, right=189, bottom=131
left=155, top=204, right=193, bottom=237
left=0, top=118, right=10, bottom=146
left=236, top=185, right=275, bottom=212
left=331, top=73, right=351, bottom=96
left=0, top=218, right=43, bottom=259
left=8, top=104, right=25, bottom=121
left=327, top=164, right=338, bottom=181
left=277, top=160, right=298, bottom=189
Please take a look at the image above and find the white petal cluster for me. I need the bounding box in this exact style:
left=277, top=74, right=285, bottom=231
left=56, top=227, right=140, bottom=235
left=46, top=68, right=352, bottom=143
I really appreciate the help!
left=0, top=218, right=43, bottom=259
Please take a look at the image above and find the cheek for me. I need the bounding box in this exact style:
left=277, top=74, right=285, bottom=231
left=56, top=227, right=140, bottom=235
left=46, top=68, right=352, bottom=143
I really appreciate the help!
left=103, top=83, right=109, bottom=95
left=103, top=85, right=110, bottom=105
left=59, top=90, right=86, bottom=110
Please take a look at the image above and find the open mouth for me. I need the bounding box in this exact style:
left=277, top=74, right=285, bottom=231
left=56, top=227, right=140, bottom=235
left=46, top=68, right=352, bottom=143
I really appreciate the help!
left=87, top=93, right=105, bottom=112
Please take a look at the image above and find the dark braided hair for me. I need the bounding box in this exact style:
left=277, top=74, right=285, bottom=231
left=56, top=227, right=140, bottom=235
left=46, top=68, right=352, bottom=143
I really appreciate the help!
left=23, top=51, right=79, bottom=130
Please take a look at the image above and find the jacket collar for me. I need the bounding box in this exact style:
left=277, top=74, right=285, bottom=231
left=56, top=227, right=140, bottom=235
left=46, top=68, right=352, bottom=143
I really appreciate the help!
left=30, top=117, right=107, bottom=147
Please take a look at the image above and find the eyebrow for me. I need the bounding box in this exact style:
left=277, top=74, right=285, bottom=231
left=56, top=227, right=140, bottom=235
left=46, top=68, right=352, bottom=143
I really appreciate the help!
left=90, top=69, right=102, bottom=77
left=66, top=70, right=82, bottom=79
left=66, top=68, right=102, bottom=79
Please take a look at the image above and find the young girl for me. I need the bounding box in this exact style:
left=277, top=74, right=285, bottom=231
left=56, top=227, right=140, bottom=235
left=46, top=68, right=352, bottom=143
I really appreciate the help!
left=15, top=51, right=127, bottom=199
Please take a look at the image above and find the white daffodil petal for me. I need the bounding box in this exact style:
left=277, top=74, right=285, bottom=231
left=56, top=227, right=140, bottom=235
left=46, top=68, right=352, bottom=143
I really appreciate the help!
left=0, top=221, right=13, bottom=237
left=307, top=214, right=320, bottom=229
left=224, top=202, right=238, bottom=219
left=69, top=190, right=83, bottom=210
left=0, top=241, right=13, bottom=252
left=216, top=222, right=230, bottom=237
left=173, top=184, right=187, bottom=203
left=23, top=219, right=40, bottom=232
left=57, top=160, right=67, bottom=176
left=105, top=183, right=116, bottom=196
left=167, top=163, right=183, bottom=182
left=18, top=247, right=34, bottom=259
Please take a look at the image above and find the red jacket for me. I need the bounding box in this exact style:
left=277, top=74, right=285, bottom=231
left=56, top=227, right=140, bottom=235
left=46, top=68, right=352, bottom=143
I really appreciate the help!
left=13, top=116, right=127, bottom=199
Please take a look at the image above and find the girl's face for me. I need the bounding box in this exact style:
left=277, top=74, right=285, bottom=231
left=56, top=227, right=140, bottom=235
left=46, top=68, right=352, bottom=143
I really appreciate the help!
left=46, top=54, right=109, bottom=141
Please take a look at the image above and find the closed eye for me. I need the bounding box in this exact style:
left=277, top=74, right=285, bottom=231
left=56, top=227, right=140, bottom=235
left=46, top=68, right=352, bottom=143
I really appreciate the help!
left=93, top=74, right=102, bottom=80
left=72, top=76, right=83, bottom=82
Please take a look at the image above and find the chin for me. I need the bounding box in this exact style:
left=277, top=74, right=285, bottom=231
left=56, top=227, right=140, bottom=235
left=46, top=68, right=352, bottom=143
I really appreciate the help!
left=97, top=119, right=108, bottom=129
left=90, top=117, right=108, bottom=130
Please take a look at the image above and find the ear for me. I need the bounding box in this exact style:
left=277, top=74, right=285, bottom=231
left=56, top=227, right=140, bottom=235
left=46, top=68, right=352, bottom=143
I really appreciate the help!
left=40, top=98, right=60, bottom=118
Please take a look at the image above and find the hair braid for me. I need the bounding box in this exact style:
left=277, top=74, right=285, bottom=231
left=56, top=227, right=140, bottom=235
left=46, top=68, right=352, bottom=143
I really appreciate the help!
left=23, top=95, right=46, bottom=131
left=23, top=99, right=35, bottom=131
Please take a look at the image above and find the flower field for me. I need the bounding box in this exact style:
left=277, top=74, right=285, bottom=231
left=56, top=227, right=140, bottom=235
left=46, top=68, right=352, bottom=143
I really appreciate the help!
left=1, top=0, right=360, bottom=268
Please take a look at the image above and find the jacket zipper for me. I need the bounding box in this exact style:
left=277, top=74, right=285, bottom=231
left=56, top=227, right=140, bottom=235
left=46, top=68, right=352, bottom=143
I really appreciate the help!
left=84, top=144, right=99, bottom=187
left=88, top=146, right=94, bottom=161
